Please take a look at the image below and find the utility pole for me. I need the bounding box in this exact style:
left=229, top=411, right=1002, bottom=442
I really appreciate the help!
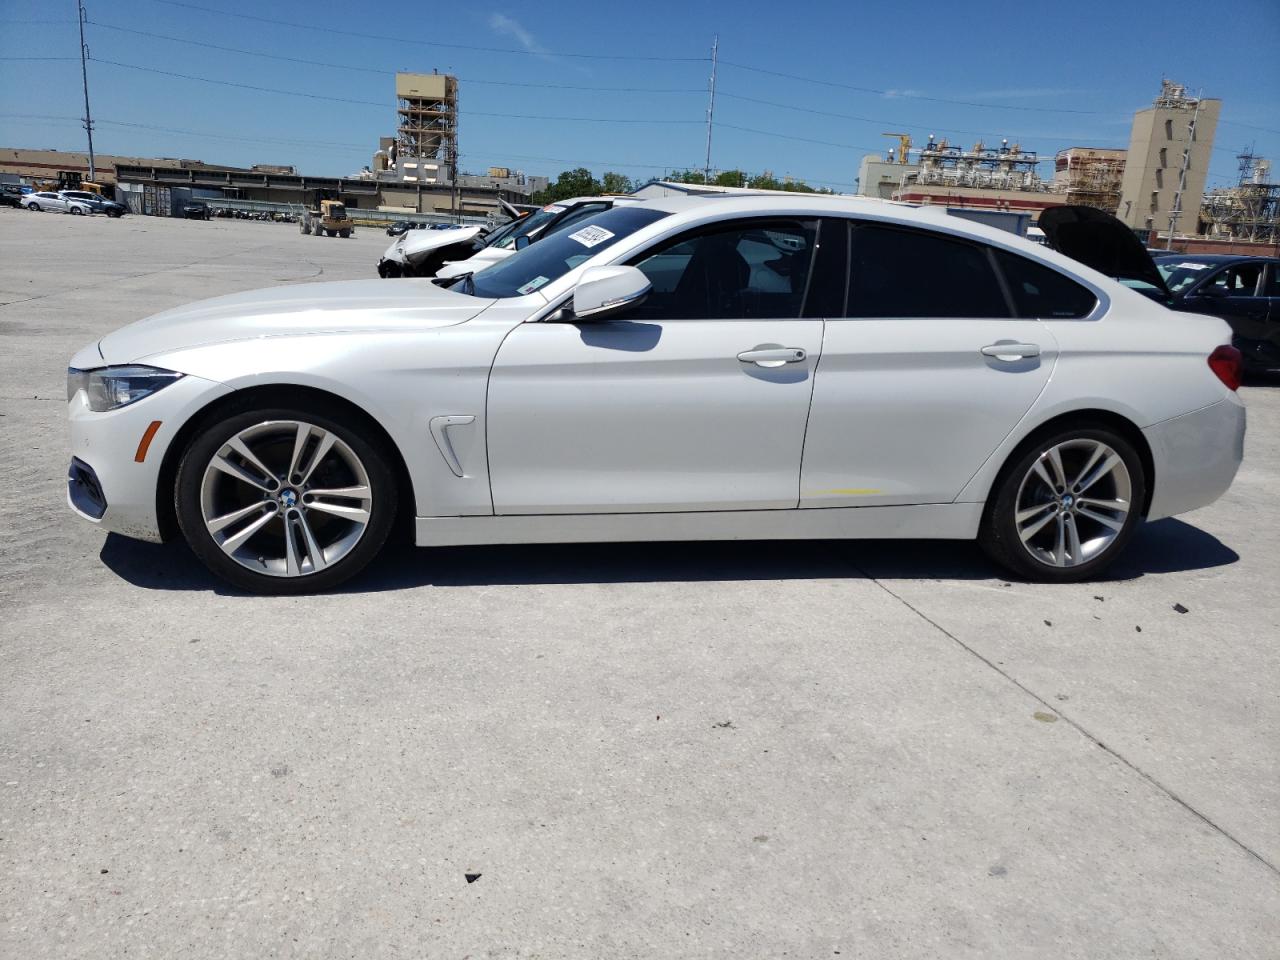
left=703, top=35, right=718, bottom=184
left=77, top=0, right=96, bottom=181
left=1166, top=91, right=1202, bottom=250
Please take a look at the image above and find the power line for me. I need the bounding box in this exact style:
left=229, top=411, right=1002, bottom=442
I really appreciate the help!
left=143, top=0, right=708, bottom=62
left=89, top=57, right=703, bottom=124
left=86, top=20, right=704, bottom=93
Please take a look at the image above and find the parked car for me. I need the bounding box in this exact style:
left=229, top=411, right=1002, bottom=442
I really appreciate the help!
left=434, top=196, right=642, bottom=281
left=66, top=197, right=1244, bottom=593
left=59, top=190, right=128, bottom=218
left=183, top=201, right=211, bottom=220
left=386, top=221, right=428, bottom=237
left=25, top=191, right=93, bottom=214
left=1038, top=210, right=1279, bottom=375
left=0, top=184, right=26, bottom=208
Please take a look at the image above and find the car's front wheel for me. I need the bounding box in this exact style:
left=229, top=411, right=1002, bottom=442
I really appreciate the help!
left=70, top=206, right=84, bottom=215
left=175, top=405, right=398, bottom=593
left=27, top=202, right=39, bottom=211
left=979, top=424, right=1146, bottom=582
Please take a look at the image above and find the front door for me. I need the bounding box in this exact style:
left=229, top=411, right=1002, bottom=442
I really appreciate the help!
left=486, top=218, right=824, bottom=515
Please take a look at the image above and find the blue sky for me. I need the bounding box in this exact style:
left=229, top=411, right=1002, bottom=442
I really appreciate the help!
left=2, top=0, right=1277, bottom=191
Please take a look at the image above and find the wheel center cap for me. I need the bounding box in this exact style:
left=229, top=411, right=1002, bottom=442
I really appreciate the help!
left=1061, top=493, right=1074, bottom=509
left=278, top=488, right=299, bottom=509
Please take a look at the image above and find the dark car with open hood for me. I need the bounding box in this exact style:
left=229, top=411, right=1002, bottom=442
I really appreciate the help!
left=1039, top=206, right=1280, bottom=375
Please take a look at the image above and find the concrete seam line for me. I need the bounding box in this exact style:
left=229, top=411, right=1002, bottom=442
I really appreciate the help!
left=845, top=557, right=1279, bottom=878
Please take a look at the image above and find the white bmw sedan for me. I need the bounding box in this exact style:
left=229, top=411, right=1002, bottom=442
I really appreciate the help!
left=67, top=195, right=1245, bottom=593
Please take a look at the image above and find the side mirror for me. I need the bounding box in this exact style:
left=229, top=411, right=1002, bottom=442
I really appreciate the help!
left=571, top=265, right=651, bottom=321
left=514, top=234, right=531, bottom=251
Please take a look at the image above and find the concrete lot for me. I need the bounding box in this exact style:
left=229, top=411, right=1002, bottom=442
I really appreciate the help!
left=1, top=209, right=1277, bottom=958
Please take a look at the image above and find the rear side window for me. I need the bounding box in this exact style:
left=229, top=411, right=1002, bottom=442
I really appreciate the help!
left=1267, top=263, right=1280, bottom=297
left=846, top=224, right=1010, bottom=318
left=993, top=250, right=1098, bottom=318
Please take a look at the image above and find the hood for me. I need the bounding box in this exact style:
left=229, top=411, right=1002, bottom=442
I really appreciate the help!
left=399, top=224, right=485, bottom=258
left=97, top=278, right=493, bottom=364
left=1038, top=205, right=1170, bottom=297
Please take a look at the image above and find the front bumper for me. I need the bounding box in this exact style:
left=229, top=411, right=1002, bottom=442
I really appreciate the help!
left=67, top=373, right=232, bottom=542
left=1143, top=395, right=1246, bottom=521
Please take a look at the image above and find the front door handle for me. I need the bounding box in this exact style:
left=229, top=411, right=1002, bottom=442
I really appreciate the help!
left=737, top=347, right=807, bottom=367
left=980, top=342, right=1041, bottom=361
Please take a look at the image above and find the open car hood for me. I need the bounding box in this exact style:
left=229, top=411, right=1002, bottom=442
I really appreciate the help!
left=1038, top=205, right=1171, bottom=298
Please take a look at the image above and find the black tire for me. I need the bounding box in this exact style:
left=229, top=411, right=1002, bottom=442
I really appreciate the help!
left=979, top=423, right=1146, bottom=583
left=70, top=206, right=84, bottom=215
left=27, top=202, right=39, bottom=211
left=174, top=402, right=399, bottom=594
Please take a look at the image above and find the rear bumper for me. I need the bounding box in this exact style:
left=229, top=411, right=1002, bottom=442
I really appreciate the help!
left=1143, top=396, right=1245, bottom=521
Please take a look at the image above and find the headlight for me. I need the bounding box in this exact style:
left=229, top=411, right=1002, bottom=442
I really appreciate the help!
left=67, top=365, right=184, bottom=411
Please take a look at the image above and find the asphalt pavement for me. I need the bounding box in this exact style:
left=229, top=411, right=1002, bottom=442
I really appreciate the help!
left=1, top=209, right=1277, bottom=958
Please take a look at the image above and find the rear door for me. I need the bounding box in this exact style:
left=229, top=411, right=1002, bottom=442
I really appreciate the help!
left=801, top=221, right=1072, bottom=508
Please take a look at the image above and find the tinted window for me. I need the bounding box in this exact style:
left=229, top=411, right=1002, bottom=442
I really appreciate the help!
left=1267, top=263, right=1280, bottom=297
left=629, top=219, right=817, bottom=320
left=846, top=224, right=1010, bottom=318
left=994, top=250, right=1097, bottom=318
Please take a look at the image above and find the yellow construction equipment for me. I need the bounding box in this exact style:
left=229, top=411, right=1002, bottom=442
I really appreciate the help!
left=882, top=132, right=913, bottom=164
left=300, top=198, right=354, bottom=238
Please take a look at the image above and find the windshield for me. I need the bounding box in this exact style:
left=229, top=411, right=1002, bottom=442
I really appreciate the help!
left=481, top=215, right=528, bottom=249
left=491, top=206, right=562, bottom=249
left=1157, top=260, right=1214, bottom=295
left=469, top=206, right=668, bottom=299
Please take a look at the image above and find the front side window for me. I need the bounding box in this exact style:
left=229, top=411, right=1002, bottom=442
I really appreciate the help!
left=993, top=249, right=1097, bottom=318
left=845, top=223, right=1010, bottom=318
left=628, top=219, right=817, bottom=320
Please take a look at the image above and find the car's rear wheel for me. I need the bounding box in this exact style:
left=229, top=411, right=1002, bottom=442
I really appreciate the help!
left=979, top=425, right=1145, bottom=582
left=70, top=206, right=84, bottom=215
left=175, top=405, right=398, bottom=594
left=27, top=202, right=39, bottom=211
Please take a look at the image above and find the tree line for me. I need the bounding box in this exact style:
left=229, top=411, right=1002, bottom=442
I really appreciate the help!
left=527, top=167, right=835, bottom=204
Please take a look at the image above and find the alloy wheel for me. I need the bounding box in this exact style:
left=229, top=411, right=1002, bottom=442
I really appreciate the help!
left=1014, top=439, right=1132, bottom=568
left=198, top=420, right=373, bottom=578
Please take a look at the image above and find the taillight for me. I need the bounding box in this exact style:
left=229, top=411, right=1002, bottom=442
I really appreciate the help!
left=1208, top=345, right=1243, bottom=391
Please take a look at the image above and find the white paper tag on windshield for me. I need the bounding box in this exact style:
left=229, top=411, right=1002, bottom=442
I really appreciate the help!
left=568, top=225, right=614, bottom=248
left=1177, top=262, right=1208, bottom=270
left=517, top=276, right=550, bottom=295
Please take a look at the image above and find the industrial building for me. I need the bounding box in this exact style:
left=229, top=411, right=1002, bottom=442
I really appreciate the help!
left=1052, top=147, right=1127, bottom=212
left=1116, top=80, right=1221, bottom=238
left=3, top=70, right=549, bottom=219
left=1200, top=148, right=1278, bottom=245
left=889, top=135, right=1059, bottom=231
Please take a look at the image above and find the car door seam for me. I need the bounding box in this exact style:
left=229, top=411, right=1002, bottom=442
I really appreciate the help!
left=795, top=318, right=827, bottom=509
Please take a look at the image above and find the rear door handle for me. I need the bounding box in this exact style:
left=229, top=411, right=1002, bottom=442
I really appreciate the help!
left=737, top=347, right=807, bottom=367
left=980, top=342, right=1041, bottom=361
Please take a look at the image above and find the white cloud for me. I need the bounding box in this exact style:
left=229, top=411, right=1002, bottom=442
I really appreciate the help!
left=489, top=13, right=550, bottom=57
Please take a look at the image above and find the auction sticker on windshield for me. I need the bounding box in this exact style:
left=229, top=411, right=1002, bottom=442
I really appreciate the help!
left=568, top=225, right=615, bottom=248
left=517, top=276, right=550, bottom=295
left=1176, top=262, right=1208, bottom=270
